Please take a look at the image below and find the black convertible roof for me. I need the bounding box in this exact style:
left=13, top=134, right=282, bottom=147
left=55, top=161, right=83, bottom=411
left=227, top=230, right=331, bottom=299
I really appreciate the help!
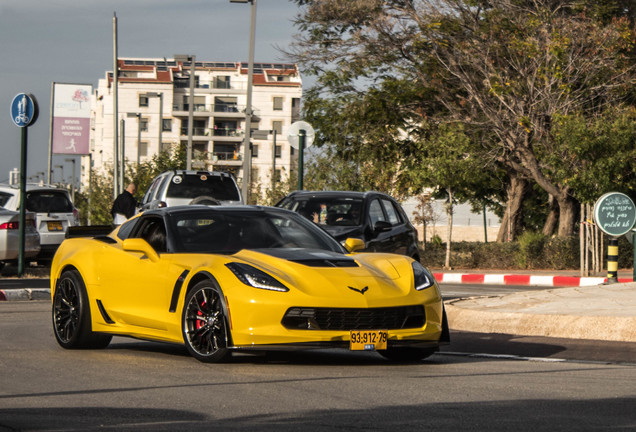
left=143, top=205, right=292, bottom=217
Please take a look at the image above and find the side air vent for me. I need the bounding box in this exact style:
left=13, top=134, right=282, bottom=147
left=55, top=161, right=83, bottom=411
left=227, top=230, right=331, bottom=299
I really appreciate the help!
left=96, top=299, right=115, bottom=324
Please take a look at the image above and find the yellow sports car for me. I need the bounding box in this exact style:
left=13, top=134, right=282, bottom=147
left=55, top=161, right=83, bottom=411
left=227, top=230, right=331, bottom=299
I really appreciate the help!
left=51, top=206, right=448, bottom=363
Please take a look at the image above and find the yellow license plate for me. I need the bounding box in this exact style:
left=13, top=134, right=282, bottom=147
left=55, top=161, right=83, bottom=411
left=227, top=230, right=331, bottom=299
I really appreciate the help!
left=349, top=330, right=388, bottom=351
left=47, top=221, right=63, bottom=231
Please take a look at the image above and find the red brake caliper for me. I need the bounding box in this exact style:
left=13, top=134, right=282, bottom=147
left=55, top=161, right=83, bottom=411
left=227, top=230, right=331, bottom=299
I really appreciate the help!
left=196, top=300, right=206, bottom=330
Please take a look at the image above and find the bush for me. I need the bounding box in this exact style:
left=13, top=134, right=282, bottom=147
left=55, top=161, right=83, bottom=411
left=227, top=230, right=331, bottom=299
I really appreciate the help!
left=419, top=234, right=620, bottom=271
left=516, top=231, right=548, bottom=269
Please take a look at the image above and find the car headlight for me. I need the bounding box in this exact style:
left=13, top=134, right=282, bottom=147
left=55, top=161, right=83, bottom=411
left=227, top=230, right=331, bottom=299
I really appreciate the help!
left=226, top=263, right=289, bottom=292
left=412, top=261, right=435, bottom=291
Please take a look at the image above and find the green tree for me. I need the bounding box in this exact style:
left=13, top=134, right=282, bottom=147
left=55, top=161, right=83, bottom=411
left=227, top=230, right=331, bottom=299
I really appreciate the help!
left=76, top=145, right=189, bottom=225
left=289, top=0, right=636, bottom=238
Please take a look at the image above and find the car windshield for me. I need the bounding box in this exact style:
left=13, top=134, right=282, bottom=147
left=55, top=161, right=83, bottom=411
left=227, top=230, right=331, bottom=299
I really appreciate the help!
left=170, top=209, right=345, bottom=254
left=166, top=174, right=240, bottom=201
left=25, top=191, right=74, bottom=213
left=282, top=197, right=363, bottom=227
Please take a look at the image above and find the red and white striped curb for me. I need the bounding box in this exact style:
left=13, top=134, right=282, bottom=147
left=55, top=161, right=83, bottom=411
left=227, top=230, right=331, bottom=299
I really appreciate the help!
left=433, top=273, right=633, bottom=287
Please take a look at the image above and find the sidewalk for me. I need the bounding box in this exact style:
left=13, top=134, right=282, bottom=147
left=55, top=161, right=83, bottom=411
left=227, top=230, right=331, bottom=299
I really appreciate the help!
left=435, top=270, right=636, bottom=343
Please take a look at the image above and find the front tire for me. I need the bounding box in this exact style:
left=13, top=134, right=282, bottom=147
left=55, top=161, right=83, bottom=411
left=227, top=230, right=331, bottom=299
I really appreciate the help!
left=52, top=269, right=112, bottom=349
left=182, top=280, right=232, bottom=363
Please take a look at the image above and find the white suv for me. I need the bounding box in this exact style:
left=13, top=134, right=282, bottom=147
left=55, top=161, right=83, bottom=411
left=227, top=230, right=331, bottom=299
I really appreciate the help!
left=0, top=184, right=79, bottom=259
left=140, top=170, right=243, bottom=210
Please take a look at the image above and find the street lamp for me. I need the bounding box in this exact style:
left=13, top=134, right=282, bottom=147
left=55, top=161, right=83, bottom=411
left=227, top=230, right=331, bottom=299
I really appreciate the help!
left=252, top=129, right=277, bottom=192
left=230, top=0, right=257, bottom=203
left=174, top=54, right=196, bottom=170
left=64, top=158, right=76, bottom=202
left=55, top=165, right=64, bottom=186
left=145, top=92, right=164, bottom=159
left=127, top=112, right=142, bottom=165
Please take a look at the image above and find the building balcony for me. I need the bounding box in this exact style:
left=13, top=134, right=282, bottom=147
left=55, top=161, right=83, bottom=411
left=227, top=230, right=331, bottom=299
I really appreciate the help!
left=214, top=151, right=242, bottom=161
left=213, top=151, right=243, bottom=167
left=212, top=127, right=243, bottom=137
left=173, top=81, right=249, bottom=91
left=172, top=104, right=246, bottom=118
left=180, top=127, right=210, bottom=137
left=172, top=104, right=210, bottom=115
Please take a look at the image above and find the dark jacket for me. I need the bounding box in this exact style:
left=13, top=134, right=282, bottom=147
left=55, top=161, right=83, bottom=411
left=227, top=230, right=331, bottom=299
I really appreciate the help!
left=111, top=190, right=137, bottom=219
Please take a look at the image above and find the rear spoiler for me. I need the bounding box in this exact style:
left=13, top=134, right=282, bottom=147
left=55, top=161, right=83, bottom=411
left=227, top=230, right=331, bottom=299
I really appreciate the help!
left=66, top=225, right=115, bottom=239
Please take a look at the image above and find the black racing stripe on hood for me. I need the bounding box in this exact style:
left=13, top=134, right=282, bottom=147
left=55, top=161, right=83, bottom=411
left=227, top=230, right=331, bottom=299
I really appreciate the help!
left=252, top=248, right=359, bottom=268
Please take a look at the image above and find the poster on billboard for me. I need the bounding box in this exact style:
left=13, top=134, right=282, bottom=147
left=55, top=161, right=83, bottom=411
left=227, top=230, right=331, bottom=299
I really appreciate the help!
left=51, top=83, right=92, bottom=155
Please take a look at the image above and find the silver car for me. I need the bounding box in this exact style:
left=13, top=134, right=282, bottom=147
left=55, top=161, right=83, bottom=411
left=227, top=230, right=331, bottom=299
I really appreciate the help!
left=140, top=170, right=243, bottom=210
left=0, top=184, right=78, bottom=259
left=0, top=208, right=40, bottom=266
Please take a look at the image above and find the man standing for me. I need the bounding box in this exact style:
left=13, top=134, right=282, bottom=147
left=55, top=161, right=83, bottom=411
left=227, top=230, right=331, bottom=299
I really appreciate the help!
left=111, top=183, right=137, bottom=224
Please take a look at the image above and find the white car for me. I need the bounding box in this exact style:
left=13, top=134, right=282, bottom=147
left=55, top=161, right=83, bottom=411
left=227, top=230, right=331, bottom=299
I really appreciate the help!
left=0, top=208, right=40, bottom=267
left=0, top=184, right=79, bottom=259
left=140, top=170, right=243, bottom=210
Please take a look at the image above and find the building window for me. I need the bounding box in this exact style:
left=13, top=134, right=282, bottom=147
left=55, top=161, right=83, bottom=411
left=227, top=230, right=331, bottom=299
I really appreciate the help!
left=292, top=98, right=301, bottom=122
left=139, top=95, right=149, bottom=107
left=139, top=142, right=148, bottom=157
left=273, top=97, right=283, bottom=111
left=275, top=145, right=281, bottom=158
left=214, top=76, right=231, bottom=89
left=273, top=168, right=282, bottom=182
left=251, top=144, right=259, bottom=158
left=160, top=142, right=172, bottom=153
left=162, top=119, right=172, bottom=132
left=272, top=121, right=283, bottom=135
left=140, top=118, right=149, bottom=132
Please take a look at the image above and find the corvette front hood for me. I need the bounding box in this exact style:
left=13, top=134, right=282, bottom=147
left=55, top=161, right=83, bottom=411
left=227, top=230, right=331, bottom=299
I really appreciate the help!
left=231, top=248, right=415, bottom=303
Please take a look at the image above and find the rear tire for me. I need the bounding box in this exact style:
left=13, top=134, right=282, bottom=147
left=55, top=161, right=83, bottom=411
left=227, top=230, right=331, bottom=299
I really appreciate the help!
left=52, top=269, right=112, bottom=349
left=182, top=280, right=232, bottom=363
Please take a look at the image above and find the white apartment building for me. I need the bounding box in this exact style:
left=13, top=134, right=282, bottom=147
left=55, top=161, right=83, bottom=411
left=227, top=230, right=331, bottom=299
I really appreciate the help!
left=90, top=57, right=302, bottom=198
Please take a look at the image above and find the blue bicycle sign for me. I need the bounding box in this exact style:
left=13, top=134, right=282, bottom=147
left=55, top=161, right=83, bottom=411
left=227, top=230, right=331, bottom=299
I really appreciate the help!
left=11, top=93, right=38, bottom=127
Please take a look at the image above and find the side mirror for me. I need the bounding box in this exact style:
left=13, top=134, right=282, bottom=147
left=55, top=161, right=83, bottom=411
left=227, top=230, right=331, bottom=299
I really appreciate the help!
left=122, top=238, right=160, bottom=263
left=344, top=238, right=365, bottom=253
left=373, top=220, right=392, bottom=233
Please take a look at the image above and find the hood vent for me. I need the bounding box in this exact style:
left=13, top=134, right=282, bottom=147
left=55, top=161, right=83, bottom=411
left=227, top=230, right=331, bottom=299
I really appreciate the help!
left=290, top=258, right=359, bottom=268
left=252, top=248, right=359, bottom=268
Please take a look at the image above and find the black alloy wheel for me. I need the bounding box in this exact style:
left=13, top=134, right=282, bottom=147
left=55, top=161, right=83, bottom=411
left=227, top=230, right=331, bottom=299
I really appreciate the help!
left=182, top=280, right=231, bottom=363
left=52, top=269, right=112, bottom=349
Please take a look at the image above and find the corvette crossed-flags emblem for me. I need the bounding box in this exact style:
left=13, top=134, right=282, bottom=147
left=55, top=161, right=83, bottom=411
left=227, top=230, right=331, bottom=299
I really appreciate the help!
left=348, top=286, right=369, bottom=295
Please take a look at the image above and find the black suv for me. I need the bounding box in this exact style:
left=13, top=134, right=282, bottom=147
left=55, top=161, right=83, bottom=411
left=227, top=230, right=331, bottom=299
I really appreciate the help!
left=276, top=191, right=421, bottom=261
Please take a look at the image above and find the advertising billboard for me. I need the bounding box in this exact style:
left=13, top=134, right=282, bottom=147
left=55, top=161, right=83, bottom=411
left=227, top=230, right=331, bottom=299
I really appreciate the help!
left=52, top=83, right=92, bottom=155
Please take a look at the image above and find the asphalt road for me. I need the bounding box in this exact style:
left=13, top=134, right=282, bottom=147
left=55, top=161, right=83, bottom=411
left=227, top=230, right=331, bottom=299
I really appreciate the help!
left=1, top=301, right=636, bottom=431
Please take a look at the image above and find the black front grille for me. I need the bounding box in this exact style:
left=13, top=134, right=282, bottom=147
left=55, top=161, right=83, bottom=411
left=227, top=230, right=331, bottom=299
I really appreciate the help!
left=282, top=306, right=425, bottom=330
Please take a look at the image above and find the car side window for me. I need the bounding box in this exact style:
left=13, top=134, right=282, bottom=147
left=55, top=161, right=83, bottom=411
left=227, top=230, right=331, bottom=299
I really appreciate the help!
left=132, top=217, right=167, bottom=253
left=381, top=199, right=401, bottom=226
left=117, top=218, right=138, bottom=240
left=368, top=199, right=385, bottom=226
left=0, top=192, right=12, bottom=207
left=142, top=177, right=161, bottom=205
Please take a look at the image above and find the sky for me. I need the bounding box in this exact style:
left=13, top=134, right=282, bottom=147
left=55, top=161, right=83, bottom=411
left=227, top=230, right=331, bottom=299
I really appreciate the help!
left=0, top=0, right=302, bottom=184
